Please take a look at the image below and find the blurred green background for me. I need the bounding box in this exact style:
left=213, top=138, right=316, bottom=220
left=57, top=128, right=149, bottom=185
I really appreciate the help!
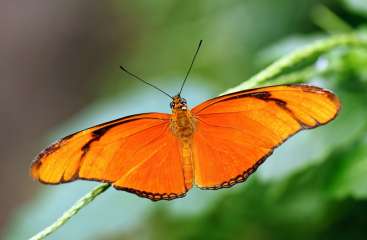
left=1, top=0, right=367, bottom=239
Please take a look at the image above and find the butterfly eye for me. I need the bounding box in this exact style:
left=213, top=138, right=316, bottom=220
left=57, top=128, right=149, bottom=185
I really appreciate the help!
left=181, top=98, right=187, bottom=104
left=170, top=102, right=174, bottom=108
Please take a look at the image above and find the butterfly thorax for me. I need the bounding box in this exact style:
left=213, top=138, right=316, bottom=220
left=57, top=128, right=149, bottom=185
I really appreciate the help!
left=169, top=95, right=196, bottom=139
left=170, top=95, right=196, bottom=189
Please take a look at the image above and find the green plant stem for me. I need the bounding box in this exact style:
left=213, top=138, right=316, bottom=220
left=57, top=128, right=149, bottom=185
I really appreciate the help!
left=29, top=183, right=111, bottom=240
left=311, top=5, right=353, bottom=34
left=222, top=33, right=367, bottom=94
left=29, top=32, right=367, bottom=240
left=263, top=66, right=315, bottom=85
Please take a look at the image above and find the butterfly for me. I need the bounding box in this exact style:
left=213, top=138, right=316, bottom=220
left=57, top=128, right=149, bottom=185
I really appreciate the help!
left=31, top=41, right=340, bottom=201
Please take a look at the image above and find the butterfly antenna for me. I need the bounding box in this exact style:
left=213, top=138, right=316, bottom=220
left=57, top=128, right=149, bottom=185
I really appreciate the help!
left=120, top=66, right=173, bottom=99
left=178, top=40, right=203, bottom=96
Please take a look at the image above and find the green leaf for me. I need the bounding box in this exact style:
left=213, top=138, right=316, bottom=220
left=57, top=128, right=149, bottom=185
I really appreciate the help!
left=329, top=135, right=367, bottom=199
left=343, top=0, right=367, bottom=17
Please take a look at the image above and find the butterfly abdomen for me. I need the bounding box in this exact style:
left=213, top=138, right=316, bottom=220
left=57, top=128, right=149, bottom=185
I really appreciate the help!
left=170, top=109, right=196, bottom=189
left=182, top=141, right=193, bottom=189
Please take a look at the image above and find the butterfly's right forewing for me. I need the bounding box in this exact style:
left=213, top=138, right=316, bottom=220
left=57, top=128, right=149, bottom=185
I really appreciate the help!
left=32, top=112, right=188, bottom=201
left=191, top=84, right=340, bottom=189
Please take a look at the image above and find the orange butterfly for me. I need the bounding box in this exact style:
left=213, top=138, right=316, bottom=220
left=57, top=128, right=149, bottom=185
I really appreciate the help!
left=31, top=41, right=340, bottom=201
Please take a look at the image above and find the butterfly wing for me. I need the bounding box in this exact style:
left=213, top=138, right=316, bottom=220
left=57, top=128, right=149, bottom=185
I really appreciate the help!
left=31, top=113, right=188, bottom=201
left=191, top=84, right=340, bottom=189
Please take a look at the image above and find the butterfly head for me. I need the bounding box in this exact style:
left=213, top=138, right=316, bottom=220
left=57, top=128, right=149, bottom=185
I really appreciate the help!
left=170, top=95, right=188, bottom=110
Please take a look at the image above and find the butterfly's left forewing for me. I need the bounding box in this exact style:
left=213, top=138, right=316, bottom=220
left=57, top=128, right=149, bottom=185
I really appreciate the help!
left=191, top=84, right=340, bottom=189
left=32, top=113, right=188, bottom=201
